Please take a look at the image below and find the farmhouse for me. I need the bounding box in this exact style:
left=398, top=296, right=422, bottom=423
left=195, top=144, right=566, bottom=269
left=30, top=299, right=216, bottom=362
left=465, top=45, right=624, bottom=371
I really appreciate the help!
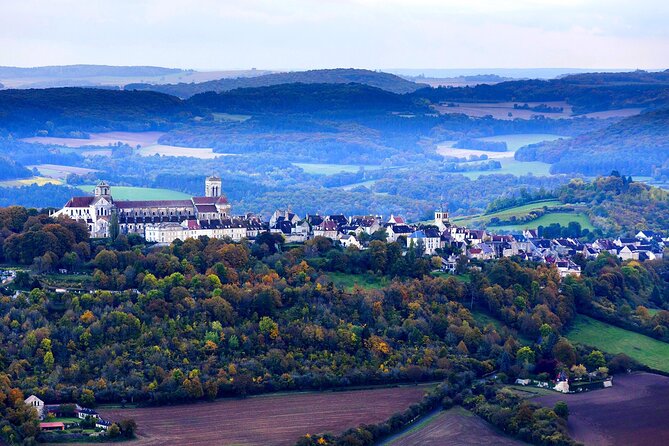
left=24, top=395, right=45, bottom=418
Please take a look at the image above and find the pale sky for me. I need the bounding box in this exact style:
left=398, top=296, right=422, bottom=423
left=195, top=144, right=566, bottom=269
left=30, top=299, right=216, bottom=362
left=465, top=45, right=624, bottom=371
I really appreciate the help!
left=1, top=0, right=668, bottom=70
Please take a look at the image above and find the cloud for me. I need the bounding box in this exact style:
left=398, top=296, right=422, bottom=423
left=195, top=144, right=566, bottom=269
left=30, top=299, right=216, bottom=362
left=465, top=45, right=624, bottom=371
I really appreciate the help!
left=0, top=0, right=667, bottom=69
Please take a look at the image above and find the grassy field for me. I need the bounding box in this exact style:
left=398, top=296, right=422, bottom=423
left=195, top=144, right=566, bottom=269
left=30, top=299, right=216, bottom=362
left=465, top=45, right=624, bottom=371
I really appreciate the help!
left=438, top=134, right=563, bottom=179
left=293, top=162, right=382, bottom=175
left=453, top=199, right=564, bottom=227
left=489, top=212, right=594, bottom=232
left=326, top=272, right=389, bottom=290
left=0, top=176, right=63, bottom=187
left=77, top=185, right=191, bottom=200
left=27, top=164, right=98, bottom=179
left=567, top=314, right=669, bottom=373
left=212, top=112, right=252, bottom=122
left=462, top=159, right=554, bottom=178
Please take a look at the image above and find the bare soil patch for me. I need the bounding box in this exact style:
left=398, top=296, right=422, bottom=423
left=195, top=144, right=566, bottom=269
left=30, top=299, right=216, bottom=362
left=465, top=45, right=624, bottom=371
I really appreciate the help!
left=534, top=372, right=669, bottom=446
left=382, top=407, right=526, bottom=445
left=88, top=386, right=429, bottom=446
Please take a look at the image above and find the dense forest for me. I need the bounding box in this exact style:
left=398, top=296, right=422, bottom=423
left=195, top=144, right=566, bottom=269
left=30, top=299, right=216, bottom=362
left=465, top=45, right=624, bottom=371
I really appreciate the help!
left=516, top=108, right=669, bottom=176
left=413, top=70, right=669, bottom=113
left=126, top=68, right=427, bottom=97
left=1, top=206, right=668, bottom=445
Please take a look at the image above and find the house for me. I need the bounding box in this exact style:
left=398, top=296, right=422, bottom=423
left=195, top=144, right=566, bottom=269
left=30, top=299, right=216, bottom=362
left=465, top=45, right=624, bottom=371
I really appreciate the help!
left=614, top=237, right=639, bottom=248
left=269, top=210, right=300, bottom=227
left=327, top=214, right=349, bottom=229
left=636, top=230, right=662, bottom=242
left=386, top=224, right=413, bottom=243
left=339, top=234, right=362, bottom=249
left=313, top=220, right=340, bottom=239
left=441, top=254, right=459, bottom=274
left=523, top=229, right=539, bottom=240
left=556, top=259, right=581, bottom=277
left=407, top=228, right=442, bottom=255
left=77, top=407, right=99, bottom=420
left=24, top=395, right=45, bottom=419
left=40, top=422, right=65, bottom=431
left=387, top=214, right=406, bottom=225
left=96, top=419, right=112, bottom=431
left=349, top=216, right=381, bottom=235
left=468, top=243, right=495, bottom=260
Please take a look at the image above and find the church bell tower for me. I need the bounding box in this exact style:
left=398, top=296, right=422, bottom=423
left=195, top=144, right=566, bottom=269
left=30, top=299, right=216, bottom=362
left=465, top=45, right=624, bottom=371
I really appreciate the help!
left=205, top=176, right=222, bottom=197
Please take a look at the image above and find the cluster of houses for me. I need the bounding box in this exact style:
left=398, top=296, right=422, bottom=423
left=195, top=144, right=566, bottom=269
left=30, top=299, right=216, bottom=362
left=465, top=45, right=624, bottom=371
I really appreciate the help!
left=24, top=394, right=112, bottom=432
left=53, top=178, right=666, bottom=275
left=267, top=209, right=666, bottom=277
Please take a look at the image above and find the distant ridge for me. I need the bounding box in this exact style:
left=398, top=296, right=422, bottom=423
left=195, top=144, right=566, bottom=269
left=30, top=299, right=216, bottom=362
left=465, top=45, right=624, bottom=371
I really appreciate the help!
left=125, top=68, right=428, bottom=97
left=0, top=64, right=187, bottom=78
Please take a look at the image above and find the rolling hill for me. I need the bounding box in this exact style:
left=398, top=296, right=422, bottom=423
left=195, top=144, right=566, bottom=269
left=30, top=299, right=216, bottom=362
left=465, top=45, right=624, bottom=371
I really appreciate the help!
left=126, top=68, right=427, bottom=97
left=187, top=82, right=428, bottom=115
left=515, top=108, right=669, bottom=175
left=413, top=70, right=669, bottom=114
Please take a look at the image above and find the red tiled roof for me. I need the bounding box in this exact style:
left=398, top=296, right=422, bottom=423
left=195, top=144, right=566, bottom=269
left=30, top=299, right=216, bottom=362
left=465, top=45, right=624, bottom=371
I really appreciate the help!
left=192, top=196, right=215, bottom=204
left=196, top=204, right=218, bottom=213
left=40, top=422, right=65, bottom=428
left=186, top=219, right=200, bottom=230
left=65, top=196, right=94, bottom=207
left=317, top=220, right=338, bottom=231
left=115, top=200, right=193, bottom=209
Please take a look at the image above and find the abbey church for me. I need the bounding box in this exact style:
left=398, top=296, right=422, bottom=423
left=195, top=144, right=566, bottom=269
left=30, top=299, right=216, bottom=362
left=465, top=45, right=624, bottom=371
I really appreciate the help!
left=53, top=176, right=261, bottom=241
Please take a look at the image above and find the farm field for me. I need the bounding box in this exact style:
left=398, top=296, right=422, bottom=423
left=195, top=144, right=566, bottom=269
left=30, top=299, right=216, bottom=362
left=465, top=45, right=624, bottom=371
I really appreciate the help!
left=452, top=199, right=564, bottom=227
left=137, top=144, right=222, bottom=159
left=434, top=101, right=573, bottom=120
left=566, top=314, right=669, bottom=373
left=27, top=164, right=98, bottom=179
left=380, top=407, right=527, bottom=446
left=21, top=131, right=165, bottom=148
left=0, top=176, right=62, bottom=187
left=76, top=185, right=191, bottom=201
left=434, top=102, right=642, bottom=121
left=489, top=211, right=594, bottom=232
left=535, top=372, right=669, bottom=446
left=293, top=162, right=382, bottom=175
left=91, top=386, right=429, bottom=446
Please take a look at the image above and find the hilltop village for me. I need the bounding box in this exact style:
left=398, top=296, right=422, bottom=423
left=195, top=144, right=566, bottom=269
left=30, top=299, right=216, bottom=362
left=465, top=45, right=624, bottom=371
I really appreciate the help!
left=53, top=177, right=667, bottom=278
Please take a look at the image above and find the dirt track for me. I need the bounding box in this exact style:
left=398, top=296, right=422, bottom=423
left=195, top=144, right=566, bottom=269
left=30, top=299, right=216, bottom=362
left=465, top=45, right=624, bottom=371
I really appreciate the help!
left=88, top=386, right=428, bottom=446
left=535, top=372, right=669, bottom=446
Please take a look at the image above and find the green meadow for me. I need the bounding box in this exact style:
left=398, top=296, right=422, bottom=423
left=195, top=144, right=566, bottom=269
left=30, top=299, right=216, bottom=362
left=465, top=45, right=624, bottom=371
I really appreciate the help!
left=567, top=314, right=669, bottom=373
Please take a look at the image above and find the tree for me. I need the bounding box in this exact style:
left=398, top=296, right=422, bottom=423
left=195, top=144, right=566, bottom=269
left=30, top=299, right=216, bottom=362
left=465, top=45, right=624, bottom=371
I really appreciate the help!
left=552, top=338, right=577, bottom=367
left=585, top=350, right=606, bottom=371
left=119, top=418, right=137, bottom=438
left=554, top=401, right=569, bottom=419
left=108, top=423, right=121, bottom=437
left=79, top=389, right=96, bottom=407
left=571, top=364, right=587, bottom=379
left=516, top=346, right=535, bottom=367
left=43, top=351, right=54, bottom=370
